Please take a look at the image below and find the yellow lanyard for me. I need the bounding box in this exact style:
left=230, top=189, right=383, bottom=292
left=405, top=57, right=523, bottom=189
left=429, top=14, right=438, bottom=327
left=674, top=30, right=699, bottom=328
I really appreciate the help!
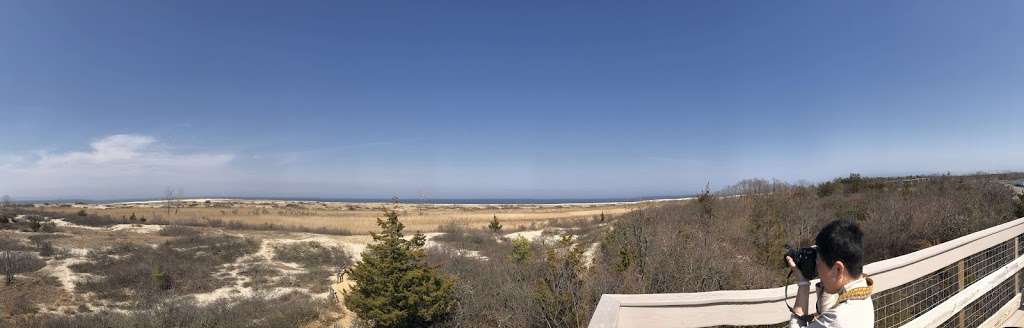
left=836, top=277, right=874, bottom=304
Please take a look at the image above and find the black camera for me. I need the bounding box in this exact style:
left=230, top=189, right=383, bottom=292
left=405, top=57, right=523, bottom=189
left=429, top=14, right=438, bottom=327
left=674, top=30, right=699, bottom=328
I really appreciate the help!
left=784, top=245, right=818, bottom=280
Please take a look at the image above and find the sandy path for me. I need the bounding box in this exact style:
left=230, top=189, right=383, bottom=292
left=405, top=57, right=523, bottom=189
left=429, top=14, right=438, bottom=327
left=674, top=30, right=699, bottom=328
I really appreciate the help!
left=330, top=274, right=357, bottom=328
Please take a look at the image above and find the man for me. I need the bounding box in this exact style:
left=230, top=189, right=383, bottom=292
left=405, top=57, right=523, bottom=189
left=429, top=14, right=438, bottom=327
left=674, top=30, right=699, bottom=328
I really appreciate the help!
left=786, top=219, right=874, bottom=328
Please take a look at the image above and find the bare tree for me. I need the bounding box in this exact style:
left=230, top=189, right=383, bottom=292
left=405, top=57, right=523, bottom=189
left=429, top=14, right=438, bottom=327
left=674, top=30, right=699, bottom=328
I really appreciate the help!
left=164, top=187, right=184, bottom=215
left=164, top=187, right=175, bottom=215
left=1, top=195, right=11, bottom=208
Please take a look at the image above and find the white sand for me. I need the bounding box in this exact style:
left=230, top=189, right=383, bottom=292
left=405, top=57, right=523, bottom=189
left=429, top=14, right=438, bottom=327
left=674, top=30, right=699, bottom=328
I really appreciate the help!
left=109, top=223, right=163, bottom=234
left=583, top=242, right=601, bottom=266
left=42, top=258, right=89, bottom=292
left=191, top=236, right=361, bottom=305
left=50, top=218, right=103, bottom=230
left=504, top=229, right=545, bottom=240
left=50, top=218, right=162, bottom=234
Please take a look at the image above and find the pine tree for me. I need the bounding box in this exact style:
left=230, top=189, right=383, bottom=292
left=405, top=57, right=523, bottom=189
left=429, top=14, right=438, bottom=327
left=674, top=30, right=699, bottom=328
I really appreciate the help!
left=344, top=210, right=455, bottom=327
left=488, top=215, right=502, bottom=233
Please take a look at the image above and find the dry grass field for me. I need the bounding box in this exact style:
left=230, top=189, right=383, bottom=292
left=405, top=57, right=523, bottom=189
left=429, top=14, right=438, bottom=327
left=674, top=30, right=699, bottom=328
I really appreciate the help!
left=36, top=198, right=677, bottom=234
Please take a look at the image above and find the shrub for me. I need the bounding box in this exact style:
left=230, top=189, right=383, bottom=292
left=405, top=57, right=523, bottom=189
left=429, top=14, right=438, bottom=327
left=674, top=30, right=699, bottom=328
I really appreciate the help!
left=28, top=221, right=41, bottom=232
left=158, top=225, right=200, bottom=237
left=510, top=236, right=531, bottom=263
left=38, top=222, right=57, bottom=233
left=535, top=238, right=591, bottom=328
left=37, top=241, right=54, bottom=257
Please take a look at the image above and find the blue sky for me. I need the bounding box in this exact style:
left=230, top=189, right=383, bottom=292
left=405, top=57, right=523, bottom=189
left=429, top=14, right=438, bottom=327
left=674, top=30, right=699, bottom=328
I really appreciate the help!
left=1, top=1, right=1022, bottom=200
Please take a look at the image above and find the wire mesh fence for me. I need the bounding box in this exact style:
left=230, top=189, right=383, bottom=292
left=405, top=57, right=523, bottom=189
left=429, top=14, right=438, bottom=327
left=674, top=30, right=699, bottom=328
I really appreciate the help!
left=935, top=271, right=1017, bottom=328
left=873, top=263, right=960, bottom=327
left=962, top=239, right=1014, bottom=286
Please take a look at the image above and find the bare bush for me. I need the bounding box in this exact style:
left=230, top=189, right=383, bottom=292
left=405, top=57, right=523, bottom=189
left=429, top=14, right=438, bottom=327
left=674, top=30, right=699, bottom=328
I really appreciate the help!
left=0, top=250, right=46, bottom=286
left=10, top=292, right=325, bottom=328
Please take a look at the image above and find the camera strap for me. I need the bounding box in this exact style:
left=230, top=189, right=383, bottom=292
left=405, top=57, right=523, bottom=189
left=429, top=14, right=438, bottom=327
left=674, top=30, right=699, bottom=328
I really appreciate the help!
left=836, top=277, right=874, bottom=304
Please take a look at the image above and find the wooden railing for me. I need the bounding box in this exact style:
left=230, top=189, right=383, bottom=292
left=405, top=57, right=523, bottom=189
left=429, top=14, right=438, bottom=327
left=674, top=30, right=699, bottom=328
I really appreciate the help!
left=589, top=217, right=1024, bottom=328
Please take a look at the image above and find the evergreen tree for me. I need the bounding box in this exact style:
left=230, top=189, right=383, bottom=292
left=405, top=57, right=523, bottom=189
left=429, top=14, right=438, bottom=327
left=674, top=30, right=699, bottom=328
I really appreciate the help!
left=344, top=210, right=455, bottom=327
left=488, top=215, right=502, bottom=233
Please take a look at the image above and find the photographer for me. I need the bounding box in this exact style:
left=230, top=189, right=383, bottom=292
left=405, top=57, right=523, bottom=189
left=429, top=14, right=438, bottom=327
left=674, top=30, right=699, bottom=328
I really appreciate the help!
left=785, top=219, right=874, bottom=328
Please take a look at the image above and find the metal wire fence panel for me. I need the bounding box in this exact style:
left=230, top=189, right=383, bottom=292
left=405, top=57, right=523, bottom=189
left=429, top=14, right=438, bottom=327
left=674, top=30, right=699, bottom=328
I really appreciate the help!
left=961, top=274, right=1016, bottom=328
left=963, top=239, right=1014, bottom=286
left=872, top=263, right=960, bottom=328
left=871, top=238, right=1016, bottom=328
left=934, top=315, right=958, bottom=328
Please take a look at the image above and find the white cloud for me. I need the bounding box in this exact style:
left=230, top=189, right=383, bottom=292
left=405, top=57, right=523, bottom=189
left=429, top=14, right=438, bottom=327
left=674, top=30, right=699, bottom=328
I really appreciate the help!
left=0, top=134, right=234, bottom=199
left=33, top=134, right=232, bottom=171
left=37, top=134, right=157, bottom=166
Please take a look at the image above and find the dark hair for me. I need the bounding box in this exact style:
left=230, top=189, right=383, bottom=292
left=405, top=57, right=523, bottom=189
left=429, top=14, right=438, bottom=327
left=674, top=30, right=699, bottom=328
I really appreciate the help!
left=815, top=219, right=865, bottom=276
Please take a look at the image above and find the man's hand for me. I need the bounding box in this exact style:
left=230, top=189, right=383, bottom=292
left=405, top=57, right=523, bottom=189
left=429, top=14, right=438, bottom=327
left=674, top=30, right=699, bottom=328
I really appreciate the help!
left=786, top=255, right=811, bottom=318
left=786, top=255, right=809, bottom=283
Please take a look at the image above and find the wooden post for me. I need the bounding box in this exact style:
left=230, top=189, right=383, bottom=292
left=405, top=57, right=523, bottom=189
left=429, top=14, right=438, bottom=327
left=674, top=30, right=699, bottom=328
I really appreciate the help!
left=958, top=260, right=966, bottom=328
left=1016, top=237, right=1020, bottom=293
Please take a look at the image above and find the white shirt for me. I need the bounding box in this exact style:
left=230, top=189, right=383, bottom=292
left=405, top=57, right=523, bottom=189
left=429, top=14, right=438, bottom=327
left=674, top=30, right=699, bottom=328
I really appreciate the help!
left=789, top=277, right=875, bottom=328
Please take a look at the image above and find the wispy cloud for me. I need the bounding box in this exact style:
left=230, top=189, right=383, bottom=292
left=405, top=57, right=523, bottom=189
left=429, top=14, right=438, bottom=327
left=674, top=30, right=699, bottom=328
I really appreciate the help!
left=0, top=134, right=234, bottom=199
left=30, top=134, right=233, bottom=172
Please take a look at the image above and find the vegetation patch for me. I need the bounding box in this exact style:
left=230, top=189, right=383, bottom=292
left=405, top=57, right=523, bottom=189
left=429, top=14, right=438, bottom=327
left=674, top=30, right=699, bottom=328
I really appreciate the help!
left=6, top=292, right=328, bottom=328
left=271, top=241, right=351, bottom=293
left=70, top=235, right=259, bottom=306
left=156, top=225, right=200, bottom=237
